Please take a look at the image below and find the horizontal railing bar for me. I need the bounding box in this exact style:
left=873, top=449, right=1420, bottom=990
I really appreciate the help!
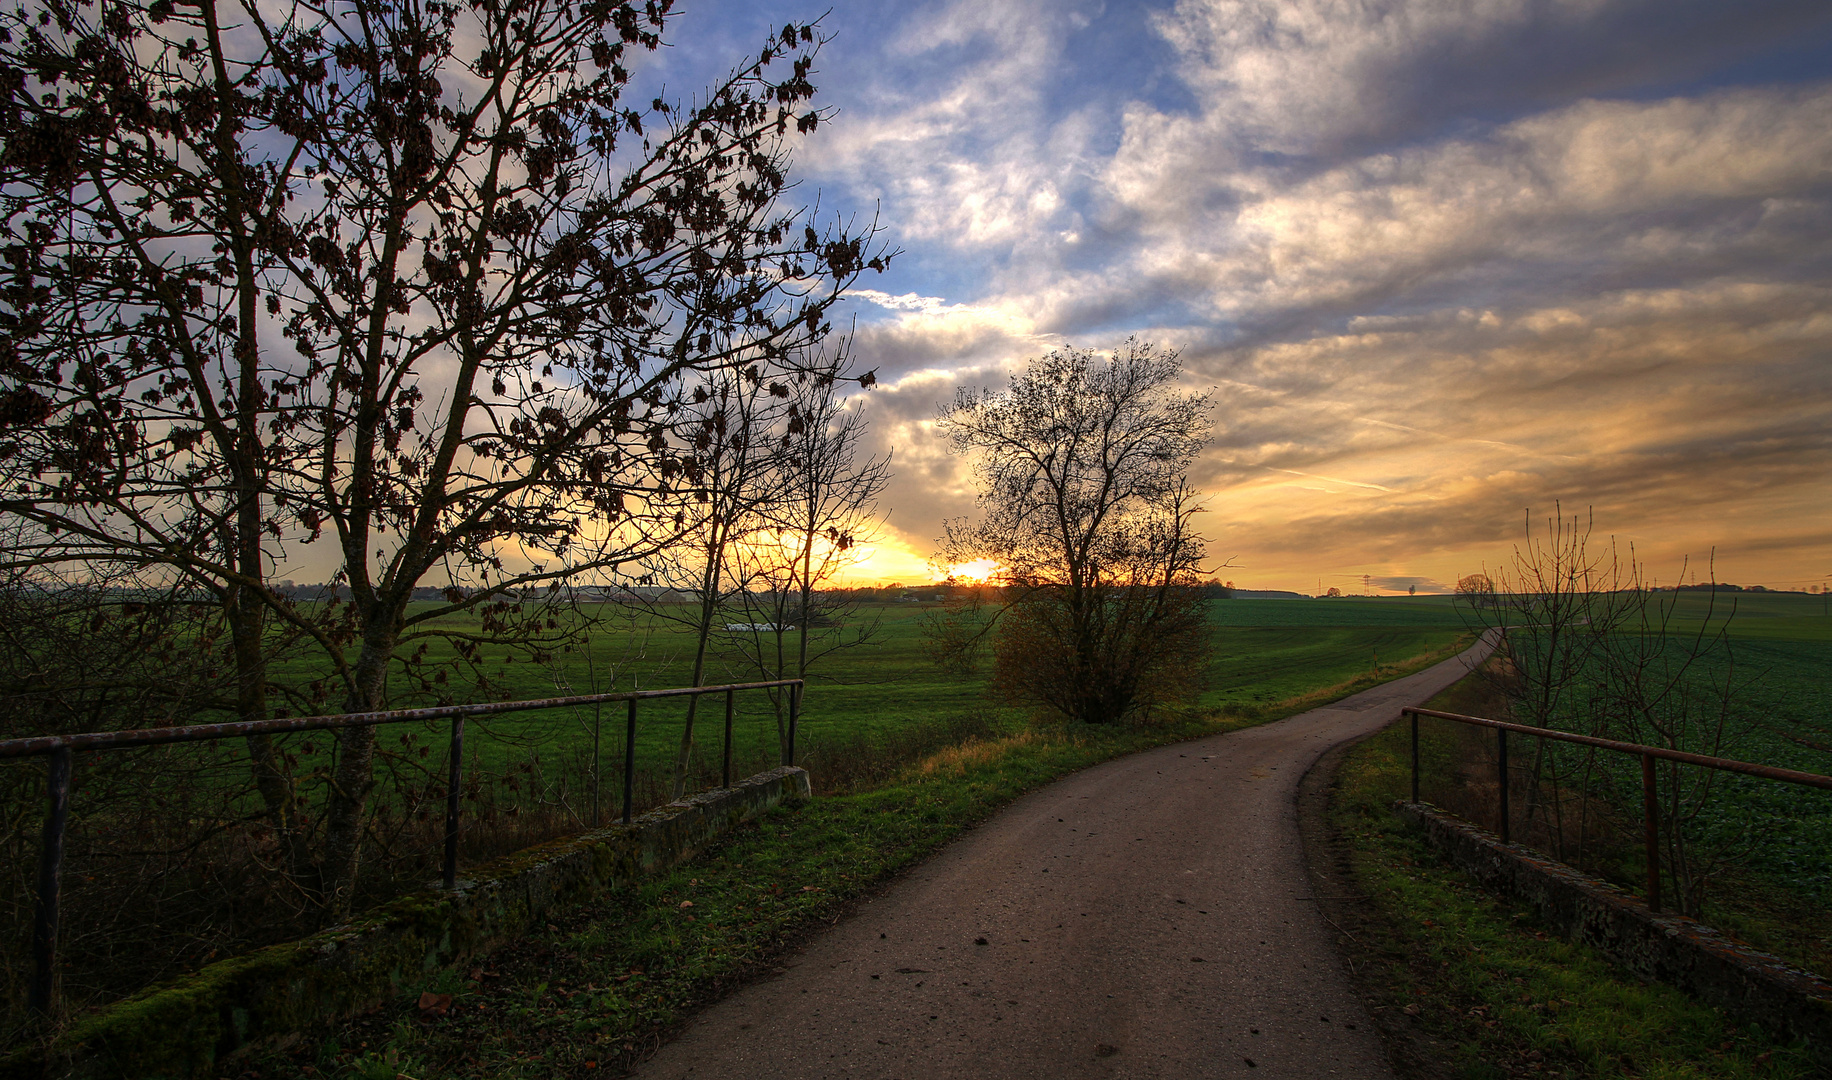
left=1403, top=707, right=1832, bottom=791
left=0, top=680, right=805, bottom=760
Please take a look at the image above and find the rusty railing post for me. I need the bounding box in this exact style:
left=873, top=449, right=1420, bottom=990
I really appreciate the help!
left=1643, top=753, right=1660, bottom=913
left=30, top=745, right=73, bottom=1015
left=1497, top=727, right=1510, bottom=845
left=785, top=681, right=800, bottom=768
left=623, top=697, right=638, bottom=825
left=443, top=716, right=464, bottom=890
left=722, top=688, right=735, bottom=790
left=1410, top=709, right=1420, bottom=804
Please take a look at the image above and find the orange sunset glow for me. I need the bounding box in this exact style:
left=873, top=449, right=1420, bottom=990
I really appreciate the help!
left=742, top=1, right=1832, bottom=595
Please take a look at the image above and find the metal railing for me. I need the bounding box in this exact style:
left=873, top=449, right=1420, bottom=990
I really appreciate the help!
left=0, top=678, right=803, bottom=1016
left=1403, top=706, right=1832, bottom=915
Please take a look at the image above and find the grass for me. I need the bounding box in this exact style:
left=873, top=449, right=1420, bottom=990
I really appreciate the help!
left=0, top=601, right=1474, bottom=1036
left=264, top=599, right=1474, bottom=785
left=251, top=590, right=1824, bottom=1080
left=394, top=591, right=1823, bottom=783
left=1407, top=592, right=1832, bottom=913
left=237, top=632, right=1477, bottom=1080
left=1324, top=668, right=1822, bottom=1078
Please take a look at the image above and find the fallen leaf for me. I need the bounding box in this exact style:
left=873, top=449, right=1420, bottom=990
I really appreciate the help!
left=417, top=992, right=452, bottom=1016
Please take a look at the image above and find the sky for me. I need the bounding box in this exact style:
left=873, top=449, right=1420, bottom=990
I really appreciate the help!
left=646, top=0, right=1832, bottom=594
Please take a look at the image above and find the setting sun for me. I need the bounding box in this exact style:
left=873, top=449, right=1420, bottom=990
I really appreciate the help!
left=946, top=558, right=1001, bottom=584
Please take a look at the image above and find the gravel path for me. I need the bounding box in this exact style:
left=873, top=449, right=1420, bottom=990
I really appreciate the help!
left=632, top=636, right=1495, bottom=1080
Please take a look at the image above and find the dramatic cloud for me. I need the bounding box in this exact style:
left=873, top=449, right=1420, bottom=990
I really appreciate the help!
left=675, top=0, right=1832, bottom=590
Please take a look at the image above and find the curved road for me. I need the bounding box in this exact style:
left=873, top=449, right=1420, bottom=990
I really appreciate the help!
left=634, top=636, right=1495, bottom=1080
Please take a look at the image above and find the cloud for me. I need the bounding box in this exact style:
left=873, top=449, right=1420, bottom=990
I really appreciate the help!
left=1148, top=0, right=1832, bottom=160
left=1104, top=83, right=1832, bottom=326
left=805, top=0, right=1107, bottom=257
left=842, top=367, right=990, bottom=557
left=852, top=290, right=980, bottom=316
left=838, top=289, right=1054, bottom=382
left=1369, top=576, right=1451, bottom=594
left=765, top=0, right=1832, bottom=588
left=1185, top=278, right=1832, bottom=581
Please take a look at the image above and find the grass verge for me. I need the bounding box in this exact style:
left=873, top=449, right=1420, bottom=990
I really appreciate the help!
left=241, top=637, right=1472, bottom=1080
left=1311, top=670, right=1821, bottom=1079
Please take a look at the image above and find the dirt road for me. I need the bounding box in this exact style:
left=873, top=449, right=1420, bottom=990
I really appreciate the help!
left=633, top=637, right=1494, bottom=1079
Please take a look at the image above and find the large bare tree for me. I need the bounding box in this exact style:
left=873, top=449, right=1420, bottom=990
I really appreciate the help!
left=0, top=0, right=885, bottom=906
left=935, top=340, right=1212, bottom=725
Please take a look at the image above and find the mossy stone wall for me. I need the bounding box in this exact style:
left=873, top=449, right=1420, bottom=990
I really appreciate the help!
left=1397, top=800, right=1832, bottom=1061
left=5, top=766, right=810, bottom=1080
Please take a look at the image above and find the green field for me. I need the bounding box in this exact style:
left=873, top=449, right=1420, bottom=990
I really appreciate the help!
left=245, top=594, right=1829, bottom=1080
left=264, top=590, right=1830, bottom=876
left=1316, top=596, right=1832, bottom=1076
left=1604, top=590, right=1832, bottom=644
left=1204, top=593, right=1832, bottom=908
left=1682, top=634, right=1832, bottom=902
left=1505, top=594, right=1832, bottom=902
left=1335, top=673, right=1823, bottom=1077
left=2, top=594, right=1477, bottom=1027
left=1379, top=591, right=1832, bottom=952
left=238, top=591, right=1832, bottom=812
left=287, top=598, right=1472, bottom=793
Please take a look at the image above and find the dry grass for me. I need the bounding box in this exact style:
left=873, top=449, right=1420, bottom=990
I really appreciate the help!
left=907, top=729, right=1060, bottom=777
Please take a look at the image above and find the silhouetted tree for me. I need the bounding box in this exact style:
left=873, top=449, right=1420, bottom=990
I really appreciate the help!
left=0, top=0, right=884, bottom=907
left=1454, top=574, right=1495, bottom=608
left=727, top=344, right=892, bottom=753
left=934, top=341, right=1212, bottom=724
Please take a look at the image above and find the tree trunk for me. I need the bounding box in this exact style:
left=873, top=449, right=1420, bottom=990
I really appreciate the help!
left=319, top=618, right=396, bottom=915
left=230, top=583, right=307, bottom=881
left=672, top=519, right=727, bottom=799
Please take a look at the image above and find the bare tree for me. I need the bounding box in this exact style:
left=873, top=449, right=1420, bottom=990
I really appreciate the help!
left=934, top=340, right=1213, bottom=725
left=1466, top=509, right=1748, bottom=915
left=1455, top=573, right=1496, bottom=608
left=1590, top=571, right=1746, bottom=915
left=0, top=0, right=885, bottom=907
left=630, top=367, right=781, bottom=798
left=726, top=347, right=892, bottom=753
